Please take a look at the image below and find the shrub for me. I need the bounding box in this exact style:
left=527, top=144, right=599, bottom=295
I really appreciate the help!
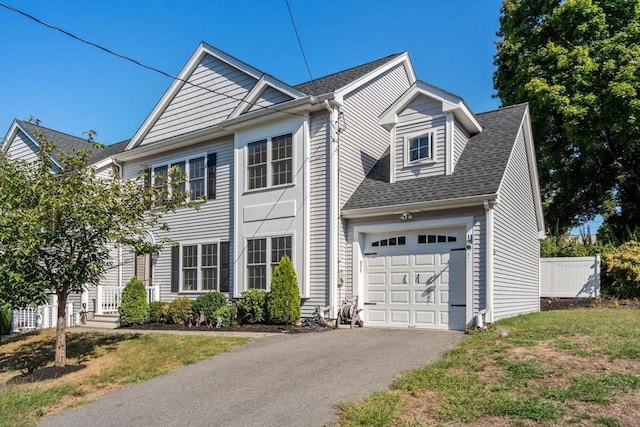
left=212, top=302, right=234, bottom=328
left=192, top=291, right=227, bottom=322
left=167, top=296, right=192, bottom=325
left=602, top=241, right=640, bottom=298
left=149, top=301, right=169, bottom=323
left=0, top=304, right=11, bottom=335
left=119, top=277, right=150, bottom=326
left=267, top=256, right=301, bottom=324
left=237, top=289, right=267, bottom=324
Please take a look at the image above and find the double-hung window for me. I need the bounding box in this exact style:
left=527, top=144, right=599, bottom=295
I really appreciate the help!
left=150, top=153, right=216, bottom=202
left=407, top=133, right=434, bottom=163
left=171, top=241, right=229, bottom=293
left=247, top=236, right=292, bottom=289
left=247, top=133, right=293, bottom=190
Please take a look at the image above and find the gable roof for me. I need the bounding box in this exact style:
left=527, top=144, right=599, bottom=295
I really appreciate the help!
left=294, top=53, right=404, bottom=95
left=342, top=103, right=530, bottom=214
left=16, top=120, right=93, bottom=156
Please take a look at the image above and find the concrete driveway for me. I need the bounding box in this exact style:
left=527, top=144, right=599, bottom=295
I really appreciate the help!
left=39, top=328, right=461, bottom=427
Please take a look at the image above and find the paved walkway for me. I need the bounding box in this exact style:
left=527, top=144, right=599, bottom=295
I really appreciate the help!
left=39, top=328, right=462, bottom=427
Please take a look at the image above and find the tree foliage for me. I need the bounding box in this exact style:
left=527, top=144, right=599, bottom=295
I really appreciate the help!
left=0, top=131, right=189, bottom=366
left=494, top=0, right=640, bottom=238
left=267, top=256, right=301, bottom=324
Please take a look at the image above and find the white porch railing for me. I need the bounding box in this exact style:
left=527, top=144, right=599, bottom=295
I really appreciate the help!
left=96, top=284, right=160, bottom=315
left=12, top=302, right=74, bottom=333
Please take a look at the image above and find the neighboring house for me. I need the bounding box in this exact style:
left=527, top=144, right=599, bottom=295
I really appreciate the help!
left=2, top=42, right=545, bottom=330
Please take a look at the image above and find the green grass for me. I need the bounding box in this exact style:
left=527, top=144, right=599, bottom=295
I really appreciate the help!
left=338, top=392, right=402, bottom=427
left=0, top=330, right=249, bottom=427
left=339, top=309, right=640, bottom=426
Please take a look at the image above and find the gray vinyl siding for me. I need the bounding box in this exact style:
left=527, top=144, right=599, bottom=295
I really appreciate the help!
left=492, top=127, right=539, bottom=320
left=142, top=54, right=257, bottom=145
left=6, top=130, right=39, bottom=162
left=246, top=87, right=293, bottom=113
left=453, top=121, right=470, bottom=170
left=337, top=63, right=411, bottom=287
left=395, top=116, right=446, bottom=180
left=398, top=94, right=442, bottom=122
left=121, top=135, right=234, bottom=302
left=307, top=112, right=331, bottom=313
left=472, top=214, right=486, bottom=312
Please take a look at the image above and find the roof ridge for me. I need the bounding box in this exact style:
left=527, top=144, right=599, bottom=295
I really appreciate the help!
left=294, top=52, right=404, bottom=88
left=17, top=119, right=91, bottom=144
left=476, top=102, right=528, bottom=116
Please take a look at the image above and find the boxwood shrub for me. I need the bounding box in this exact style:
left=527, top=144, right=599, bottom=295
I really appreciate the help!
left=237, top=289, right=267, bottom=324
left=119, top=277, right=150, bottom=326
left=192, top=291, right=227, bottom=322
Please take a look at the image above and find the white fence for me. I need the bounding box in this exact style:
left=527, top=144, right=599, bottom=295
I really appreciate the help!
left=540, top=255, right=601, bottom=298
left=12, top=302, right=74, bottom=333
left=96, top=284, right=160, bottom=314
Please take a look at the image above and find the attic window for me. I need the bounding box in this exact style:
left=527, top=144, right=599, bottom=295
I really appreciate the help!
left=407, top=133, right=434, bottom=164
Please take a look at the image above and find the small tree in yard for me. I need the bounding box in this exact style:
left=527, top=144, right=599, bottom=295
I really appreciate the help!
left=0, top=130, right=189, bottom=367
left=119, top=277, right=150, bottom=326
left=267, top=256, right=300, bottom=324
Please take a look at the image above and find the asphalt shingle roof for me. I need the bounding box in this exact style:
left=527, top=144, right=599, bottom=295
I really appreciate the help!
left=342, top=103, right=528, bottom=212
left=88, top=139, right=129, bottom=164
left=17, top=120, right=94, bottom=156
left=294, top=53, right=404, bottom=95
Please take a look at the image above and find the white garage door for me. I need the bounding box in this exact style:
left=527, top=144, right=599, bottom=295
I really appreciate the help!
left=363, top=230, right=467, bottom=330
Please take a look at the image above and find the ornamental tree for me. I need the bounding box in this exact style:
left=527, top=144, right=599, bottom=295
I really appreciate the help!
left=494, top=0, right=640, bottom=239
left=267, top=256, right=301, bottom=324
left=0, top=131, right=189, bottom=367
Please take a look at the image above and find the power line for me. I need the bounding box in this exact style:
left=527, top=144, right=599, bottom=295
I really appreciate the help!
left=0, top=1, right=314, bottom=120
left=285, top=0, right=321, bottom=97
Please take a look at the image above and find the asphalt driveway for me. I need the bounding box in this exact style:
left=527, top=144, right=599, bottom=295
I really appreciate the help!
left=39, top=328, right=461, bottom=427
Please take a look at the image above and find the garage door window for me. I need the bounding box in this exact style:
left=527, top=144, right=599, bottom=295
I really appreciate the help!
left=417, top=234, right=457, bottom=244
left=371, top=236, right=406, bottom=247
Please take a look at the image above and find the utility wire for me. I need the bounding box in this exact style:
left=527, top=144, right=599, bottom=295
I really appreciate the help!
left=0, top=1, right=315, bottom=120
left=285, top=0, right=321, bottom=97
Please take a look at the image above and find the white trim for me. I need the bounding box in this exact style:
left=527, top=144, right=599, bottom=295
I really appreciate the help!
left=445, top=113, right=454, bottom=175
left=150, top=151, right=211, bottom=201
left=389, top=126, right=396, bottom=183
left=229, top=75, right=304, bottom=119
left=342, top=193, right=498, bottom=219
left=233, top=132, right=241, bottom=298
left=484, top=200, right=494, bottom=323
left=303, top=115, right=311, bottom=298
left=335, top=52, right=416, bottom=98
left=352, top=216, right=475, bottom=326
left=380, top=82, right=482, bottom=134
left=177, top=240, right=227, bottom=293
left=329, top=106, right=340, bottom=317
left=243, top=233, right=295, bottom=292
left=244, top=131, right=295, bottom=192
left=404, top=131, right=436, bottom=167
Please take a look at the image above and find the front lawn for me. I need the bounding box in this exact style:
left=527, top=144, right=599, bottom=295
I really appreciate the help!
left=339, top=309, right=640, bottom=426
left=0, top=329, right=248, bottom=427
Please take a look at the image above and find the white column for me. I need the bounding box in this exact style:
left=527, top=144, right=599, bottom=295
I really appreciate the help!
left=96, top=285, right=103, bottom=315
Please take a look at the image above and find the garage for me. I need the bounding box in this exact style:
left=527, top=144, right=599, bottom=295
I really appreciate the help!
left=362, top=229, right=467, bottom=330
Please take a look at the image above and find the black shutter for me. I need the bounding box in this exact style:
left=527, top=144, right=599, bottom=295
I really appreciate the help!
left=171, top=246, right=180, bottom=293
left=220, top=241, right=229, bottom=293
left=207, top=153, right=217, bottom=200
left=143, top=167, right=151, bottom=189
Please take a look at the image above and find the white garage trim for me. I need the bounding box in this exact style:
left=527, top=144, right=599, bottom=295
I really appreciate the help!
left=352, top=216, right=474, bottom=328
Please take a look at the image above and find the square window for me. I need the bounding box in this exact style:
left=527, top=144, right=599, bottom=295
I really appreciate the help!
left=418, top=235, right=426, bottom=244
left=428, top=235, right=436, bottom=243
left=389, top=238, right=397, bottom=246
left=408, top=134, right=433, bottom=163
left=438, top=235, right=446, bottom=243
left=398, top=236, right=406, bottom=245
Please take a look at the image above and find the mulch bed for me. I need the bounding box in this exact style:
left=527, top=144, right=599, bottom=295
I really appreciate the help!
left=540, top=297, right=640, bottom=311
left=119, top=320, right=332, bottom=334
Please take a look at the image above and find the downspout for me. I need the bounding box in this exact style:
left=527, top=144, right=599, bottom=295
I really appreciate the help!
left=325, top=100, right=340, bottom=318
left=483, top=199, right=494, bottom=324
left=112, top=159, right=124, bottom=289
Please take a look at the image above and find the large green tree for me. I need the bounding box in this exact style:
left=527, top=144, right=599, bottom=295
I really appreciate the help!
left=494, top=0, right=640, bottom=238
left=0, top=132, right=188, bottom=367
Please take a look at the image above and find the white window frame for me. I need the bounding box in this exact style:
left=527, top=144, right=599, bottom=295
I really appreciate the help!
left=405, top=131, right=436, bottom=166
left=179, top=241, right=227, bottom=293
left=245, top=132, right=294, bottom=191
left=151, top=152, right=212, bottom=201
left=246, top=235, right=293, bottom=290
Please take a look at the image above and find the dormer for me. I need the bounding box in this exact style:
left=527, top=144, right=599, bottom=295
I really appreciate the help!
left=379, top=81, right=482, bottom=183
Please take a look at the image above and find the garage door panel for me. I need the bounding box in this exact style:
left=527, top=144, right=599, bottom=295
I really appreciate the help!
left=415, top=254, right=435, bottom=266
left=391, top=255, right=410, bottom=266
left=390, top=310, right=410, bottom=324
left=414, top=310, right=436, bottom=326
left=368, top=309, right=387, bottom=323
left=368, top=290, right=387, bottom=303
left=369, top=257, right=386, bottom=268
left=440, top=291, right=449, bottom=303
left=440, top=252, right=450, bottom=264
left=368, top=272, right=386, bottom=285
left=390, top=272, right=409, bottom=285
left=390, top=290, right=410, bottom=303
left=414, top=287, right=435, bottom=303
left=439, top=311, right=449, bottom=326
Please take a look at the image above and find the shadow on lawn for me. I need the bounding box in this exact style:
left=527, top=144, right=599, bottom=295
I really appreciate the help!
left=0, top=331, right=137, bottom=382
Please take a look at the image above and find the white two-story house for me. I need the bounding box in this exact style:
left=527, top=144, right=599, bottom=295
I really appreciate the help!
left=2, top=42, right=544, bottom=330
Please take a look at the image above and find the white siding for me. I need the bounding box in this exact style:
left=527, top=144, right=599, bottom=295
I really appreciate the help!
left=122, top=135, right=234, bottom=301
left=453, top=121, right=470, bottom=170
left=142, top=54, right=257, bottom=145
left=6, top=130, right=39, bottom=162
left=395, top=116, right=447, bottom=180
left=337, top=63, right=412, bottom=295
left=492, top=128, right=540, bottom=320
left=398, top=94, right=442, bottom=122
left=307, top=112, right=330, bottom=313
left=246, top=87, right=293, bottom=113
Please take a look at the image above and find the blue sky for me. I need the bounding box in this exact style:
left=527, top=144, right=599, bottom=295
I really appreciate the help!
left=0, top=0, right=504, bottom=145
